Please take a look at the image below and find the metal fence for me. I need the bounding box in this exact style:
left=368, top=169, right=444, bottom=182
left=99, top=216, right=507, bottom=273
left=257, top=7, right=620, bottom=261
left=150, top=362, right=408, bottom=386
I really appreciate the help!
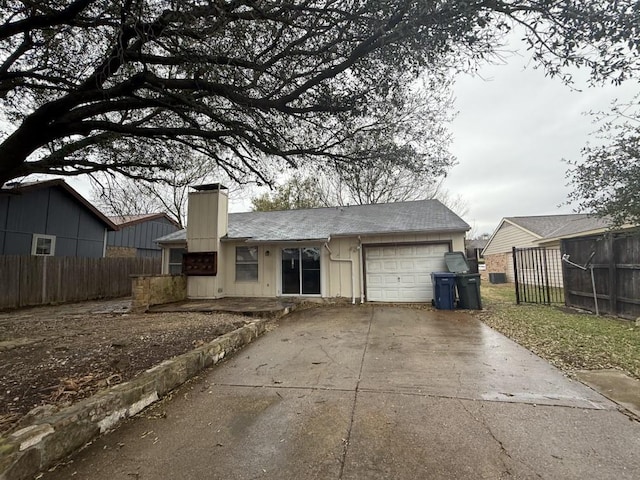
left=562, top=230, right=640, bottom=319
left=512, top=246, right=564, bottom=305
left=0, top=255, right=161, bottom=309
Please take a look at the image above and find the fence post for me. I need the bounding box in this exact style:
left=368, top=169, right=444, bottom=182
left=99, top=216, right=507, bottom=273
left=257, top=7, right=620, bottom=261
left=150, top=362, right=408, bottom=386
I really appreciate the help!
left=542, top=248, right=551, bottom=305
left=512, top=247, right=520, bottom=304
left=608, top=233, right=617, bottom=315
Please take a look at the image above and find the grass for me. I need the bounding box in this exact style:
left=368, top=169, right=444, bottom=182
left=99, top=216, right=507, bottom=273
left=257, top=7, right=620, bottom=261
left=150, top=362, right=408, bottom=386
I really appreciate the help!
left=478, top=283, right=640, bottom=379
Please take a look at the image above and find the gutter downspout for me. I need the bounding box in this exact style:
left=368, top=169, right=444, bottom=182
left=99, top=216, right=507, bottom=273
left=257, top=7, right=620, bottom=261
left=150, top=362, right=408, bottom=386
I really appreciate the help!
left=358, top=236, right=365, bottom=304
left=324, top=236, right=355, bottom=305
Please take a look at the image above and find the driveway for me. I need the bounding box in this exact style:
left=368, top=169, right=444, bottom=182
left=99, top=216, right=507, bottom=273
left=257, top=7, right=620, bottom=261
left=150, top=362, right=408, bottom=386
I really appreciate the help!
left=42, top=306, right=640, bottom=479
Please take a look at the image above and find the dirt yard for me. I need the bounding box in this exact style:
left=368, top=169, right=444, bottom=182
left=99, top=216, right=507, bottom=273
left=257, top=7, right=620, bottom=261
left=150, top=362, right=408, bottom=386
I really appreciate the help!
left=0, top=298, right=255, bottom=435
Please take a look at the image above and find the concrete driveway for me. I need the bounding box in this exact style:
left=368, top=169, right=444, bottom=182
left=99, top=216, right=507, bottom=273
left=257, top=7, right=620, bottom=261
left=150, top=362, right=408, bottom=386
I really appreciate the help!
left=42, top=306, right=640, bottom=479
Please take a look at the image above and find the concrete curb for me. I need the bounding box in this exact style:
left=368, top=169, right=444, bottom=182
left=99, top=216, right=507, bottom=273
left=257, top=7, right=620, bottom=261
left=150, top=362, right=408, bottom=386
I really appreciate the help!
left=0, top=319, right=269, bottom=480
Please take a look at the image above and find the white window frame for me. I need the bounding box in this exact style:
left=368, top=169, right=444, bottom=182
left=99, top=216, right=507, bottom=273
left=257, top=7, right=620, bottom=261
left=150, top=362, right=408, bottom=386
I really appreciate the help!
left=31, top=234, right=56, bottom=256
left=236, top=246, right=259, bottom=282
left=168, top=247, right=186, bottom=275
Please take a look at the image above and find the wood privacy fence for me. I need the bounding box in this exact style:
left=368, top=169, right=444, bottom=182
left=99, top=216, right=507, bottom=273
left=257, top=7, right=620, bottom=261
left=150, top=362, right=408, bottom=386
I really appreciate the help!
left=561, top=229, right=640, bottom=320
left=0, top=255, right=161, bottom=309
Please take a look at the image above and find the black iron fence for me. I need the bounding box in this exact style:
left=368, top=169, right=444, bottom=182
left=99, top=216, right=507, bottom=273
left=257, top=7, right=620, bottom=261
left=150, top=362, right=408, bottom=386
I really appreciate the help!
left=512, top=246, right=564, bottom=305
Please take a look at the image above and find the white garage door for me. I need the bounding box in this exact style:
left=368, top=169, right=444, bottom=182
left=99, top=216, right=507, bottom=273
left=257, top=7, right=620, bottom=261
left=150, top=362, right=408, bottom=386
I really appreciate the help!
left=365, top=244, right=449, bottom=302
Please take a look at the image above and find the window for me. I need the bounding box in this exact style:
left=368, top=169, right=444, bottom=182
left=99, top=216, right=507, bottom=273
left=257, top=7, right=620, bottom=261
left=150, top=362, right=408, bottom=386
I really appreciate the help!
left=168, top=248, right=186, bottom=274
left=31, top=234, right=55, bottom=256
left=236, top=246, right=258, bottom=281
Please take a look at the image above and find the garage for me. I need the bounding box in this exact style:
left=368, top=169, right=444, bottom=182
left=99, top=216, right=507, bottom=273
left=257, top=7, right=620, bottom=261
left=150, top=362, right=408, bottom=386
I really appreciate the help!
left=364, top=243, right=449, bottom=302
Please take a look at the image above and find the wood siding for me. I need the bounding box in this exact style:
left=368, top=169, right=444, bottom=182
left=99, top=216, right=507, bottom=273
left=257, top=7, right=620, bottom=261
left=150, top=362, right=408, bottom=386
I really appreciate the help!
left=0, top=255, right=160, bottom=309
left=107, top=217, right=178, bottom=258
left=0, top=185, right=106, bottom=257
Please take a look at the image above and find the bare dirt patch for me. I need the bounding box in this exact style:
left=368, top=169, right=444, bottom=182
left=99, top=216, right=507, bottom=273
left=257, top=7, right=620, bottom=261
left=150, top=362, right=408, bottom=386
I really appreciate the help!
left=0, top=299, right=255, bottom=434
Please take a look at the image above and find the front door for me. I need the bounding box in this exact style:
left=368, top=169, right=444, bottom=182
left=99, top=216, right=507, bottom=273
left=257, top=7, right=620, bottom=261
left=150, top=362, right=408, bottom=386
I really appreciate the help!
left=281, top=247, right=321, bottom=295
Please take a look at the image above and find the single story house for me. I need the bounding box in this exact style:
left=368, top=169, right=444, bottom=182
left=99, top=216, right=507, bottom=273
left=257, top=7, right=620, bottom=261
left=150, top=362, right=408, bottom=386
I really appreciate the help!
left=107, top=213, right=180, bottom=258
left=482, top=214, right=613, bottom=283
left=156, top=184, right=470, bottom=303
left=0, top=179, right=117, bottom=257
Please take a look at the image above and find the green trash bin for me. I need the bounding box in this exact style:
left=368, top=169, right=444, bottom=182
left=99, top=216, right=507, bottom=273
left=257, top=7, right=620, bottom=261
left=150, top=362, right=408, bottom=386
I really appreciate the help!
left=455, top=273, right=482, bottom=310
left=444, top=252, right=483, bottom=310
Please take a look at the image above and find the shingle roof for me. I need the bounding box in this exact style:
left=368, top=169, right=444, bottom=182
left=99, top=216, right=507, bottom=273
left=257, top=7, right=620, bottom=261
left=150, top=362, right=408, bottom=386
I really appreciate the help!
left=155, top=199, right=469, bottom=244
left=506, top=214, right=612, bottom=239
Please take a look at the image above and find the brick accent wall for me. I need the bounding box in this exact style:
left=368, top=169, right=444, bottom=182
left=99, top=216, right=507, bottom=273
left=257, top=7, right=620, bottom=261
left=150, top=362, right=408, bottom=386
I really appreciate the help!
left=131, top=275, right=187, bottom=312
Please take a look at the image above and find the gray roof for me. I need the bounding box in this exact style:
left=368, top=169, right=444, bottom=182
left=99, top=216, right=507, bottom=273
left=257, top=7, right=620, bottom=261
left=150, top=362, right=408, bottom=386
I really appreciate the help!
left=156, top=199, right=469, bottom=244
left=506, top=214, right=612, bottom=240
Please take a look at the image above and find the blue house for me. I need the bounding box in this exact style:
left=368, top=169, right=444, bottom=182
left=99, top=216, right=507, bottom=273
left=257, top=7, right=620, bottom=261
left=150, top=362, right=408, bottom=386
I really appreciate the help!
left=107, top=213, right=180, bottom=258
left=0, top=179, right=117, bottom=257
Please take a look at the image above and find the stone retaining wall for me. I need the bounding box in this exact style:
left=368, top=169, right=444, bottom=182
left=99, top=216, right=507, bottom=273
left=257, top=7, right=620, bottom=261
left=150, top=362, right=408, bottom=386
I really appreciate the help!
left=131, top=274, right=187, bottom=312
left=0, top=320, right=268, bottom=480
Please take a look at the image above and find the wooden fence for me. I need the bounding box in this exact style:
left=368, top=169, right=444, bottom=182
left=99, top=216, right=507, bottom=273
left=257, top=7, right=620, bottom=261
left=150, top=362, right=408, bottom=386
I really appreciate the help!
left=0, top=255, right=161, bottom=309
left=561, top=229, right=640, bottom=320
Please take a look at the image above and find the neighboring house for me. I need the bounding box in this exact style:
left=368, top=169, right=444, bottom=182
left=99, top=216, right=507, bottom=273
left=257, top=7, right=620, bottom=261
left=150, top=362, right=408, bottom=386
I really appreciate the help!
left=0, top=179, right=117, bottom=257
left=156, top=184, right=470, bottom=303
left=107, top=213, right=180, bottom=258
left=482, top=214, right=613, bottom=283
left=465, top=238, right=488, bottom=261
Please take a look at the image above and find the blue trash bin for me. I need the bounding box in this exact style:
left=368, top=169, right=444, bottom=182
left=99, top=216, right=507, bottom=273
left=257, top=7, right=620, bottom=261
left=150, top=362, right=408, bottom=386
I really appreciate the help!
left=431, top=272, right=457, bottom=310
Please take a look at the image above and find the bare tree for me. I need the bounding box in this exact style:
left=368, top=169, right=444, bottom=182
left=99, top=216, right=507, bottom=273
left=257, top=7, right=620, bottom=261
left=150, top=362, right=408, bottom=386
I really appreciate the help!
left=91, top=154, right=241, bottom=227
left=1, top=1, right=638, bottom=187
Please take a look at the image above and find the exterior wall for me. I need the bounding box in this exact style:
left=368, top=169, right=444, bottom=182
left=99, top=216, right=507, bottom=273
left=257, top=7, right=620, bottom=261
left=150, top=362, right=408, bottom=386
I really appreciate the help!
left=485, top=252, right=515, bottom=282
left=0, top=186, right=106, bottom=257
left=222, top=241, right=278, bottom=297
left=107, top=217, right=178, bottom=258
left=483, top=222, right=538, bottom=256
left=163, top=228, right=465, bottom=301
left=221, top=231, right=465, bottom=301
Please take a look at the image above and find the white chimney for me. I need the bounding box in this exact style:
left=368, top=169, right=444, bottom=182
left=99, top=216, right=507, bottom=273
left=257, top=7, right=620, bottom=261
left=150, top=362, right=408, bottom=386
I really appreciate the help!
left=185, top=184, right=229, bottom=298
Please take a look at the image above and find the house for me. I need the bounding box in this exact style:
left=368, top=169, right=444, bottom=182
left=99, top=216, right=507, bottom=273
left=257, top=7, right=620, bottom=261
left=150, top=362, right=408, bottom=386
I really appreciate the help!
left=155, top=184, right=470, bottom=303
left=0, top=179, right=117, bottom=257
left=482, top=214, right=613, bottom=283
left=107, top=213, right=180, bottom=258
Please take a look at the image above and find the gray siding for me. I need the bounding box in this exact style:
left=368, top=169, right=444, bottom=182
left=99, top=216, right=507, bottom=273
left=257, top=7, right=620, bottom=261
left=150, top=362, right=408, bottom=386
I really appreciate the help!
left=0, top=186, right=106, bottom=257
left=107, top=217, right=178, bottom=258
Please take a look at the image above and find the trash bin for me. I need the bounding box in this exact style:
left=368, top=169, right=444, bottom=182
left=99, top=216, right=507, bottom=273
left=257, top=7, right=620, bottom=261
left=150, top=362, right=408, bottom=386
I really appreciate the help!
left=455, top=273, right=482, bottom=310
left=431, top=272, right=457, bottom=310
left=444, top=252, right=482, bottom=310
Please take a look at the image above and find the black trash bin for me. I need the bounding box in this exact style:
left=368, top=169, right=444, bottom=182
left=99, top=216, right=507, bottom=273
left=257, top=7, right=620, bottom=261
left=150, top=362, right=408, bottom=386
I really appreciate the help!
left=455, top=273, right=482, bottom=310
left=444, top=252, right=482, bottom=310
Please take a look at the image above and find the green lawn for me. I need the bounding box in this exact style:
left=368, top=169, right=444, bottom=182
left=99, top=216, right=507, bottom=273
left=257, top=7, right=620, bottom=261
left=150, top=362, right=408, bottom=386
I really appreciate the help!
left=478, top=283, right=640, bottom=379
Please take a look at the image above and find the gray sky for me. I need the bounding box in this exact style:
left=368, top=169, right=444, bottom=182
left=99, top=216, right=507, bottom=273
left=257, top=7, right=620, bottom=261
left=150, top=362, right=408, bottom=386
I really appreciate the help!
left=445, top=52, right=638, bottom=236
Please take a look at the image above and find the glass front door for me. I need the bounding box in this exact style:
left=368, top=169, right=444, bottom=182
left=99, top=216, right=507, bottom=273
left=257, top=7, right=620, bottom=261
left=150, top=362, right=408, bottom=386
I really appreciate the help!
left=281, top=247, right=320, bottom=295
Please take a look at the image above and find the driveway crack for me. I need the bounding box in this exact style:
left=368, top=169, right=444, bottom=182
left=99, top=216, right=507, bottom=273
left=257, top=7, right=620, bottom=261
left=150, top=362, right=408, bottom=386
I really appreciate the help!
left=338, top=306, right=374, bottom=479
left=458, top=400, right=543, bottom=479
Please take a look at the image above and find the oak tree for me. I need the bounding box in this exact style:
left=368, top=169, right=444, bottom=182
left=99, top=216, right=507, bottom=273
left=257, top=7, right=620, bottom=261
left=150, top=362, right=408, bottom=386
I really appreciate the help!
left=0, top=0, right=638, bottom=186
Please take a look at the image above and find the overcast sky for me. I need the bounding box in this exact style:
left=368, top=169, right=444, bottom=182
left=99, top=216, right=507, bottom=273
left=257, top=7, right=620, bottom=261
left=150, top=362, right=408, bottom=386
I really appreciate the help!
left=445, top=51, right=638, bottom=236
